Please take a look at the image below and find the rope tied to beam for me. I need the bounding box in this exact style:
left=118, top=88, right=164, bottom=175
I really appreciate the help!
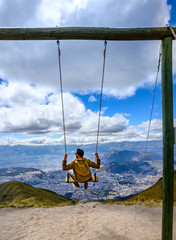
left=57, top=40, right=67, bottom=154
left=166, top=25, right=176, bottom=40
left=96, top=40, right=107, bottom=153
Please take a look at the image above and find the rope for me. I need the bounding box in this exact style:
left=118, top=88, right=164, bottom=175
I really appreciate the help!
left=57, top=40, right=67, bottom=154
left=167, top=24, right=176, bottom=39
left=96, top=40, right=107, bottom=153
left=143, top=44, right=162, bottom=160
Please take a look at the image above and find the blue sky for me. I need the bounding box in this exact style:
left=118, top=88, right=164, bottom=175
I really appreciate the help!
left=76, top=0, right=176, bottom=135
left=0, top=0, right=175, bottom=145
left=76, top=78, right=163, bottom=126
left=168, top=0, right=176, bottom=21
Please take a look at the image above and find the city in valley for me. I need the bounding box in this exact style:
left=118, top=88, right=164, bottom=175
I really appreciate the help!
left=0, top=141, right=175, bottom=202
left=0, top=160, right=164, bottom=202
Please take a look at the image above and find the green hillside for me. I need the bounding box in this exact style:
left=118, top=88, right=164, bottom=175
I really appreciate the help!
left=0, top=181, right=74, bottom=208
left=127, top=171, right=176, bottom=204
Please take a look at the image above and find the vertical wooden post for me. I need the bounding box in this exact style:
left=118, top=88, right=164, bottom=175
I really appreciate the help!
left=162, top=36, right=174, bottom=240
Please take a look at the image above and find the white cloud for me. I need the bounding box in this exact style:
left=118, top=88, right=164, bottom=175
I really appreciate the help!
left=0, top=81, right=128, bottom=136
left=0, top=80, right=51, bottom=107
left=124, top=113, right=131, bottom=117
left=0, top=0, right=42, bottom=27
left=0, top=0, right=174, bottom=145
left=88, top=95, right=97, bottom=102
left=138, top=119, right=162, bottom=131
left=0, top=0, right=172, bottom=98
left=37, top=0, right=88, bottom=27
left=0, top=80, right=165, bottom=145
left=0, top=124, right=162, bottom=145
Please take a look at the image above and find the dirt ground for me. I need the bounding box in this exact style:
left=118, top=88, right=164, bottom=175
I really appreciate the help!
left=0, top=203, right=176, bottom=240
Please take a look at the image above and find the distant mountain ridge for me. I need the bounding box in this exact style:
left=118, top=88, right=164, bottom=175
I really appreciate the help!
left=100, top=150, right=162, bottom=164
left=0, top=167, right=46, bottom=177
left=99, top=161, right=158, bottom=175
left=0, top=140, right=175, bottom=170
left=0, top=140, right=163, bottom=159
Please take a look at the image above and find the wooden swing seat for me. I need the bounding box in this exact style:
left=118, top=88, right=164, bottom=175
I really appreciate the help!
left=66, top=172, right=98, bottom=183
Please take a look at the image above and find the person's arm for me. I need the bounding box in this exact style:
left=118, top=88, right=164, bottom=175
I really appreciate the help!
left=87, top=153, right=101, bottom=169
left=62, top=154, right=74, bottom=170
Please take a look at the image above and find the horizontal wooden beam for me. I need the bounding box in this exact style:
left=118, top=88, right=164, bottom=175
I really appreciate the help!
left=0, top=27, right=175, bottom=41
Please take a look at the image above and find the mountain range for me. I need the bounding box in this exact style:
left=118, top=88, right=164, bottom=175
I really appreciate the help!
left=0, top=140, right=175, bottom=170
left=0, top=167, right=46, bottom=177
left=99, top=161, right=158, bottom=175
left=100, top=150, right=162, bottom=164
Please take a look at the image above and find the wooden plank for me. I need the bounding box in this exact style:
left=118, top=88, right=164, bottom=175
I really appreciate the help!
left=0, top=27, right=175, bottom=41
left=161, top=37, right=174, bottom=240
left=66, top=175, right=98, bottom=183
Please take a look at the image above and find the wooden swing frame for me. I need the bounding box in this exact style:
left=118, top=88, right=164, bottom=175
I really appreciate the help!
left=0, top=26, right=175, bottom=240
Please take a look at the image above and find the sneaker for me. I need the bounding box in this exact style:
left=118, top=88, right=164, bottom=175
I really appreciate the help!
left=84, top=182, right=88, bottom=191
left=73, top=182, right=80, bottom=189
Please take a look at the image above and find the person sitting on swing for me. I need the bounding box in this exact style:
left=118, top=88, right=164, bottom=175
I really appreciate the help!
left=62, top=149, right=100, bottom=190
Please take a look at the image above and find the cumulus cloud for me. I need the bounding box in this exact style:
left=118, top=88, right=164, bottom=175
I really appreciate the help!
left=0, top=0, right=172, bottom=98
left=0, top=0, right=173, bottom=145
left=0, top=0, right=42, bottom=27
left=138, top=119, right=162, bottom=131
left=88, top=95, right=97, bottom=102
left=0, top=81, right=128, bottom=137
left=0, top=80, right=165, bottom=145
left=0, top=121, right=163, bottom=145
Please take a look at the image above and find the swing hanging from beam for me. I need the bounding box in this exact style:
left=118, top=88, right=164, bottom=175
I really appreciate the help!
left=0, top=25, right=174, bottom=240
left=57, top=40, right=107, bottom=184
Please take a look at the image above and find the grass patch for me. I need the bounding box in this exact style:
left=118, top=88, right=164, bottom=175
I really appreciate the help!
left=103, top=171, right=176, bottom=207
left=0, top=181, right=75, bottom=208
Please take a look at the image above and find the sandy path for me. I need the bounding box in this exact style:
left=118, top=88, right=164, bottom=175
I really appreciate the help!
left=0, top=203, right=176, bottom=240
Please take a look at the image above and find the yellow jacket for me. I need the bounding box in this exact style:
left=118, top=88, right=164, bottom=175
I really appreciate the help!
left=62, top=157, right=100, bottom=183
